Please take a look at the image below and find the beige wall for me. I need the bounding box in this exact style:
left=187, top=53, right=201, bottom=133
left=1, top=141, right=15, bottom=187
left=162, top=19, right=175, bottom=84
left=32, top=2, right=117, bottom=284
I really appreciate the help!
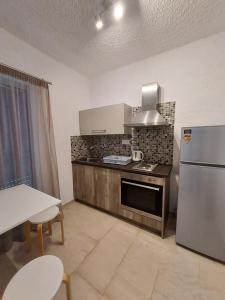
left=0, top=28, right=91, bottom=204
left=90, top=31, right=225, bottom=211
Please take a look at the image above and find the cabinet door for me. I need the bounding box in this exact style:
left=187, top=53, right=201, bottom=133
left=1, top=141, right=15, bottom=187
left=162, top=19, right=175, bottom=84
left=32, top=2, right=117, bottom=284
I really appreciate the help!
left=94, top=168, right=109, bottom=209
left=105, top=170, right=121, bottom=213
left=79, top=104, right=131, bottom=135
left=73, top=165, right=95, bottom=204
left=94, top=168, right=120, bottom=213
left=73, top=164, right=85, bottom=201
left=73, top=164, right=121, bottom=213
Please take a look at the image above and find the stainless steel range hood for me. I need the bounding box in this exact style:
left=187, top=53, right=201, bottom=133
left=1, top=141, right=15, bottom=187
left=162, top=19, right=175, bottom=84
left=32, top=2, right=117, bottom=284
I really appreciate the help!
left=124, top=83, right=168, bottom=127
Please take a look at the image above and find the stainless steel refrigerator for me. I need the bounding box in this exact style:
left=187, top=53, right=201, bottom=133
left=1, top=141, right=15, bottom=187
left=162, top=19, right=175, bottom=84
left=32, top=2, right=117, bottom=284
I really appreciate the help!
left=176, top=125, right=225, bottom=262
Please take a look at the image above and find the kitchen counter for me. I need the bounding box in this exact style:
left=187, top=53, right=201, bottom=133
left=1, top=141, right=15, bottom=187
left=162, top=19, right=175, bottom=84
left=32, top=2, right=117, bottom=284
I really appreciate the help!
left=72, top=159, right=172, bottom=178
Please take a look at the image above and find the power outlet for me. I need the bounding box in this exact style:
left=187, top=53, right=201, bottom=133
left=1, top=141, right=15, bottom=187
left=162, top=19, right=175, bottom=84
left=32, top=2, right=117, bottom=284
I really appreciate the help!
left=122, top=139, right=130, bottom=145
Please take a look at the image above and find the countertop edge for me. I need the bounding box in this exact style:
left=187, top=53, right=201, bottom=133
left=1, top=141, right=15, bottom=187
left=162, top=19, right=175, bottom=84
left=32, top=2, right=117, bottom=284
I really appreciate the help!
left=71, top=160, right=172, bottom=178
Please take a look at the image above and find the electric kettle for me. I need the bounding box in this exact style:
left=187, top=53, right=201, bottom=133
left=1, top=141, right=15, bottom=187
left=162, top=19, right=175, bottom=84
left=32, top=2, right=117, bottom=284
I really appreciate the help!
left=132, top=150, right=144, bottom=162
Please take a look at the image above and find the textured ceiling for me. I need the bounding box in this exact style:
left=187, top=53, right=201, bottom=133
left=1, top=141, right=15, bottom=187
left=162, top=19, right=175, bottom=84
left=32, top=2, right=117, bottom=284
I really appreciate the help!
left=0, top=0, right=225, bottom=77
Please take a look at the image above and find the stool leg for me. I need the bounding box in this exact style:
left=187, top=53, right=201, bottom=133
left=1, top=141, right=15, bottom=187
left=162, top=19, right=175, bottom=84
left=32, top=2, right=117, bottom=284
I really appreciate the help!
left=24, top=221, right=32, bottom=251
left=63, top=273, right=71, bottom=300
left=60, top=204, right=64, bottom=220
left=37, top=224, right=44, bottom=256
left=48, top=221, right=52, bottom=236
left=59, top=212, right=65, bottom=245
left=55, top=205, right=64, bottom=223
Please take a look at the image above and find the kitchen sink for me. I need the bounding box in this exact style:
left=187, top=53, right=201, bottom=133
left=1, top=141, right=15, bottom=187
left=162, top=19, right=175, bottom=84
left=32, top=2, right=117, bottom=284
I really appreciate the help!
left=132, top=162, right=158, bottom=172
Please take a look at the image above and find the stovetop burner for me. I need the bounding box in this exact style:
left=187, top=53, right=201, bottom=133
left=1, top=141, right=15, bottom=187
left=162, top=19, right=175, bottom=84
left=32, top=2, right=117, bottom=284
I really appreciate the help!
left=132, top=162, right=158, bottom=172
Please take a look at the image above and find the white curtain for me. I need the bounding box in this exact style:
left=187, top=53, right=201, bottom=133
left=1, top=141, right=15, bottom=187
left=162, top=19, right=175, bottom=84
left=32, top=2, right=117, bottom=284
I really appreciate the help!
left=27, top=83, right=60, bottom=197
left=0, top=73, right=60, bottom=251
left=0, top=73, right=60, bottom=197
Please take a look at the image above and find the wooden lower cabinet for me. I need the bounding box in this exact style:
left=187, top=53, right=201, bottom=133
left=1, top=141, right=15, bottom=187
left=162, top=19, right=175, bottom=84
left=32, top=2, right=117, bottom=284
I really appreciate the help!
left=73, top=164, right=95, bottom=205
left=119, top=207, right=162, bottom=232
left=73, top=163, right=170, bottom=237
left=73, top=164, right=120, bottom=212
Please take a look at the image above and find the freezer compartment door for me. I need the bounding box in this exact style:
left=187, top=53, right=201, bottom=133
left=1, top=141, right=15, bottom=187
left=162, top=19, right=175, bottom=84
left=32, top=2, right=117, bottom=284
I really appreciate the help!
left=176, top=163, right=225, bottom=262
left=180, top=126, right=225, bottom=165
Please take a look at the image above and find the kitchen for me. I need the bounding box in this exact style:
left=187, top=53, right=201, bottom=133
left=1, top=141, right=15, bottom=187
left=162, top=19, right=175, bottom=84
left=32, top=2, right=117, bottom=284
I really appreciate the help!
left=72, top=83, right=174, bottom=238
left=1, top=1, right=225, bottom=299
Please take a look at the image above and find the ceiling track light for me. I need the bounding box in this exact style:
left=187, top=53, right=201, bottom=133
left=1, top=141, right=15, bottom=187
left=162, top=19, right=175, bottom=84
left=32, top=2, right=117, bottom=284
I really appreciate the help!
left=113, top=2, right=124, bottom=21
left=95, top=1, right=125, bottom=30
left=95, top=16, right=103, bottom=30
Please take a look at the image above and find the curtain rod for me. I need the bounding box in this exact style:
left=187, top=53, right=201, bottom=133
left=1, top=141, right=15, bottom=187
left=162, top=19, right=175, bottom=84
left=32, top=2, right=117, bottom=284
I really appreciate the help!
left=0, top=62, right=52, bottom=85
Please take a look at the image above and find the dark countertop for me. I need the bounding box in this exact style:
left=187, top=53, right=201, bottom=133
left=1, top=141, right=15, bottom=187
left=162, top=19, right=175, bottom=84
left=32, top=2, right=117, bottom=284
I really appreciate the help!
left=72, top=159, right=172, bottom=178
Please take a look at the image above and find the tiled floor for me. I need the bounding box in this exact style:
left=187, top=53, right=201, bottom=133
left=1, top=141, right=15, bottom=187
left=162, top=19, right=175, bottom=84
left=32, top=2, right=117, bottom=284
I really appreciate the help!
left=1, top=201, right=225, bottom=299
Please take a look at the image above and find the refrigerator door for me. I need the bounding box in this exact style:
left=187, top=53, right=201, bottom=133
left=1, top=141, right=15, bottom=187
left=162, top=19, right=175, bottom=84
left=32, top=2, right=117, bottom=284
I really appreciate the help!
left=180, top=126, right=225, bottom=165
left=176, top=163, right=225, bottom=262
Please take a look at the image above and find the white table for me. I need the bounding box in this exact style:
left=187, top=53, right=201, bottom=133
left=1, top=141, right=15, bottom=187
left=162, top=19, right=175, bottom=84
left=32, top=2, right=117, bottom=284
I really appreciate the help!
left=0, top=184, right=61, bottom=235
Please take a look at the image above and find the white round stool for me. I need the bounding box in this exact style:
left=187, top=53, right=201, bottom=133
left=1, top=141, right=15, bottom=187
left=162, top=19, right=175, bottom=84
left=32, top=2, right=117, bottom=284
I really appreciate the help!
left=24, top=206, right=64, bottom=256
left=3, top=255, right=71, bottom=300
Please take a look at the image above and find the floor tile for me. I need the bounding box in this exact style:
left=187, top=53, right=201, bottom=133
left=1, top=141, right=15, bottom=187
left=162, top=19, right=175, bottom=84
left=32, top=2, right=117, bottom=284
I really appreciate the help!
left=54, top=272, right=105, bottom=300
left=63, top=201, right=118, bottom=241
left=199, top=256, right=225, bottom=293
left=153, top=268, right=200, bottom=300
left=78, top=222, right=137, bottom=294
left=0, top=254, right=18, bottom=295
left=199, top=287, right=225, bottom=300
left=105, top=273, right=148, bottom=300
left=137, top=229, right=172, bottom=258
left=151, top=247, right=200, bottom=299
left=116, top=237, right=159, bottom=298
left=2, top=202, right=225, bottom=300
left=151, top=290, right=171, bottom=299
left=6, top=238, right=39, bottom=269
left=158, top=241, right=200, bottom=279
left=46, top=228, right=97, bottom=274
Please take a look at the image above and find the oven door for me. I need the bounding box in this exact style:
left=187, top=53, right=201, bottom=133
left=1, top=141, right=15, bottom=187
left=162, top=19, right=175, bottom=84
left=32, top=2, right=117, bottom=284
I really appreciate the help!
left=121, top=178, right=163, bottom=217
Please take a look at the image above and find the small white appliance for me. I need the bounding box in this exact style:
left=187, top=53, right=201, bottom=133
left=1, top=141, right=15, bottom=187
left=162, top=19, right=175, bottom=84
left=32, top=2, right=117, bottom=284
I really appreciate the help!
left=132, top=150, right=144, bottom=162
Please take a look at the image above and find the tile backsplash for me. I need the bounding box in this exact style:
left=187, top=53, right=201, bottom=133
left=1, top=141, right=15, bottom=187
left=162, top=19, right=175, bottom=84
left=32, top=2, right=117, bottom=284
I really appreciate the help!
left=71, top=101, right=175, bottom=165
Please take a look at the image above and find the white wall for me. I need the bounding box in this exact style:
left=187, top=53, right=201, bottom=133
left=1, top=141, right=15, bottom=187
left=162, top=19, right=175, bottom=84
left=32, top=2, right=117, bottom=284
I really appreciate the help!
left=0, top=28, right=91, bottom=204
left=90, top=31, right=225, bottom=211
left=2, top=27, right=225, bottom=210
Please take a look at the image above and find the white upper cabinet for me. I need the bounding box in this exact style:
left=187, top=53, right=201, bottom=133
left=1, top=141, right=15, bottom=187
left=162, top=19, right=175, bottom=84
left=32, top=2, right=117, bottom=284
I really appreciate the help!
left=79, top=103, right=132, bottom=135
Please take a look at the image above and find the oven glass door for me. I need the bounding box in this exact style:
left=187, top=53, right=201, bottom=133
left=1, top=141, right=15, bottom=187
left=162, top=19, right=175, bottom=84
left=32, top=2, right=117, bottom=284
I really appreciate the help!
left=121, top=178, right=162, bottom=217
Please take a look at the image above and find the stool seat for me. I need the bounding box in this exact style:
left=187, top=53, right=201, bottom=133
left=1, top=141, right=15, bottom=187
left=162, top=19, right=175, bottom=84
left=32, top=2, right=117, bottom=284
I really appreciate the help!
left=29, top=206, right=59, bottom=224
left=25, top=205, right=64, bottom=256
left=3, top=255, right=64, bottom=300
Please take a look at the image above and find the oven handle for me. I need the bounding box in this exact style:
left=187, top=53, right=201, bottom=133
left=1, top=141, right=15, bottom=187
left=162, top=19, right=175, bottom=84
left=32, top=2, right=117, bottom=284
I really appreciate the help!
left=122, top=180, right=160, bottom=191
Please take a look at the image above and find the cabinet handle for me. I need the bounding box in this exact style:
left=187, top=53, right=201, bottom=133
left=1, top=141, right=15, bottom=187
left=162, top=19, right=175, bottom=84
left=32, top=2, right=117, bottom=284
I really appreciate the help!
left=122, top=180, right=160, bottom=191
left=91, top=129, right=107, bottom=134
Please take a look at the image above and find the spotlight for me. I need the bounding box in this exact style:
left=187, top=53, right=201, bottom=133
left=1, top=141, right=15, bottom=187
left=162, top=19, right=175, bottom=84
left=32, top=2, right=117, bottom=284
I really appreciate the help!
left=114, top=3, right=124, bottom=20
left=96, top=17, right=103, bottom=30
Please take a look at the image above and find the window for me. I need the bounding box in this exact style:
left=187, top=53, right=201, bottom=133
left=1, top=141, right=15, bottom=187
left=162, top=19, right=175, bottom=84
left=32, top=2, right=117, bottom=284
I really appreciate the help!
left=0, top=67, right=59, bottom=198
left=0, top=77, right=33, bottom=189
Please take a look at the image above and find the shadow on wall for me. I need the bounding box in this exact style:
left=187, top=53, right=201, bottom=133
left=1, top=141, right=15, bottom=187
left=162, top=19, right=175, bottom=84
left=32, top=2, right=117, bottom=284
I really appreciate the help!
left=170, top=136, right=180, bottom=212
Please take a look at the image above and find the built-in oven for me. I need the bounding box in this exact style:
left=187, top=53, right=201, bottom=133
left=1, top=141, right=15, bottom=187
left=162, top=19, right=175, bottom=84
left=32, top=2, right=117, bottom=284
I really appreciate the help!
left=121, top=176, right=163, bottom=218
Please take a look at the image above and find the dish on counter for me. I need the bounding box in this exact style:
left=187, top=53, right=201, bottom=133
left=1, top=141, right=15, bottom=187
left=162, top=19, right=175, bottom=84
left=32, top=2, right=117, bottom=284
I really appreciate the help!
left=103, top=155, right=132, bottom=165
